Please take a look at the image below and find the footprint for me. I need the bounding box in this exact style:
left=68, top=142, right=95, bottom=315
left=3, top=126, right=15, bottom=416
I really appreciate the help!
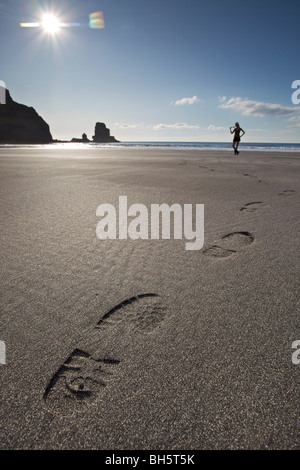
left=203, top=231, right=254, bottom=259
left=96, top=294, right=166, bottom=334
left=203, top=245, right=236, bottom=258
left=242, top=173, right=257, bottom=179
left=43, top=349, right=120, bottom=415
left=221, top=231, right=254, bottom=249
left=44, top=293, right=166, bottom=415
left=278, top=190, right=295, bottom=197
left=241, top=173, right=262, bottom=183
left=198, top=165, right=215, bottom=172
left=240, top=202, right=265, bottom=212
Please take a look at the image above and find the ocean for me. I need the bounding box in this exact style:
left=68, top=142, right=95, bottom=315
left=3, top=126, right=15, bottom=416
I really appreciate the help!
left=1, top=141, right=300, bottom=152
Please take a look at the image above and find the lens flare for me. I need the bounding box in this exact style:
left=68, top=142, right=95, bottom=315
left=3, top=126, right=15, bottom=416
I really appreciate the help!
left=89, top=11, right=105, bottom=29
left=19, top=11, right=105, bottom=32
left=20, top=22, right=40, bottom=28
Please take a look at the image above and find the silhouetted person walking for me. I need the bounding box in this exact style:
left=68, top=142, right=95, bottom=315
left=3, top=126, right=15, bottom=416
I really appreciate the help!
left=230, top=122, right=245, bottom=155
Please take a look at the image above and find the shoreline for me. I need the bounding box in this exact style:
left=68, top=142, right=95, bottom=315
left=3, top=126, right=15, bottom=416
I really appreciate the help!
left=1, top=141, right=300, bottom=154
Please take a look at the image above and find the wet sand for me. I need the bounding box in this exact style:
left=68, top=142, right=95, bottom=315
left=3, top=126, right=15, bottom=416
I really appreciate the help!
left=0, top=147, right=299, bottom=449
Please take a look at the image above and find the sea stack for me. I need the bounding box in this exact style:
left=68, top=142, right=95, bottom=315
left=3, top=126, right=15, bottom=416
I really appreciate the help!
left=71, top=133, right=91, bottom=143
left=0, top=87, right=53, bottom=144
left=92, top=122, right=119, bottom=143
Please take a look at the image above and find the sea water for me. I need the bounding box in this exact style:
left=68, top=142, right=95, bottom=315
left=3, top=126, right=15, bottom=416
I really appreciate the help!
left=1, top=142, right=300, bottom=152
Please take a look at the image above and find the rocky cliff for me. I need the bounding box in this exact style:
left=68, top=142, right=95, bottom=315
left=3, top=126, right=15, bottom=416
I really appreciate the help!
left=71, top=124, right=119, bottom=143
left=93, top=122, right=119, bottom=143
left=0, top=87, right=53, bottom=144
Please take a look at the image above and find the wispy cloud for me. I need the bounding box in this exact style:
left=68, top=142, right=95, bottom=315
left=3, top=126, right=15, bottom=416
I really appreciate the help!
left=219, top=96, right=298, bottom=117
left=153, top=122, right=200, bottom=130
left=172, top=95, right=200, bottom=106
left=207, top=125, right=226, bottom=131
left=114, top=122, right=145, bottom=129
left=287, top=115, right=300, bottom=127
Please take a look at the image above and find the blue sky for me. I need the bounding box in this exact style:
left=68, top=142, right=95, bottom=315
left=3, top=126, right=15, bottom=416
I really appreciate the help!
left=1, top=0, right=300, bottom=142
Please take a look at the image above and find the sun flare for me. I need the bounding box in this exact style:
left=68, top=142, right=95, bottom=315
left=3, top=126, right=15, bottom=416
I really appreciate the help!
left=41, top=14, right=60, bottom=34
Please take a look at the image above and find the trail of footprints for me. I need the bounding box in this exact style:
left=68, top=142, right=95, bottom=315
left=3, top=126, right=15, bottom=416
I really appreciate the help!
left=203, top=188, right=296, bottom=258
left=44, top=294, right=166, bottom=415
left=44, top=186, right=296, bottom=414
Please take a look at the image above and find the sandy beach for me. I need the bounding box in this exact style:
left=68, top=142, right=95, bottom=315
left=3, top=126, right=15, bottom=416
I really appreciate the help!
left=0, top=146, right=299, bottom=449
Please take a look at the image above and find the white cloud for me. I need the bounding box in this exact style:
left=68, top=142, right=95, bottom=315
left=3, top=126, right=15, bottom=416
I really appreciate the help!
left=287, top=115, right=300, bottom=121
left=287, top=115, right=300, bottom=127
left=114, top=122, right=145, bottom=129
left=173, top=95, right=200, bottom=106
left=288, top=116, right=300, bottom=127
left=219, top=96, right=298, bottom=117
left=207, top=125, right=226, bottom=131
left=153, top=122, right=200, bottom=130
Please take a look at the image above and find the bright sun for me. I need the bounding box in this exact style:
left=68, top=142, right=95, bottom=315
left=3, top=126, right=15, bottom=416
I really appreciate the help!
left=41, top=14, right=60, bottom=34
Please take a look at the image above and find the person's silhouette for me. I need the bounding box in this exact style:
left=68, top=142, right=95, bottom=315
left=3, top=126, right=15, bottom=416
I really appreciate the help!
left=230, top=122, right=245, bottom=155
